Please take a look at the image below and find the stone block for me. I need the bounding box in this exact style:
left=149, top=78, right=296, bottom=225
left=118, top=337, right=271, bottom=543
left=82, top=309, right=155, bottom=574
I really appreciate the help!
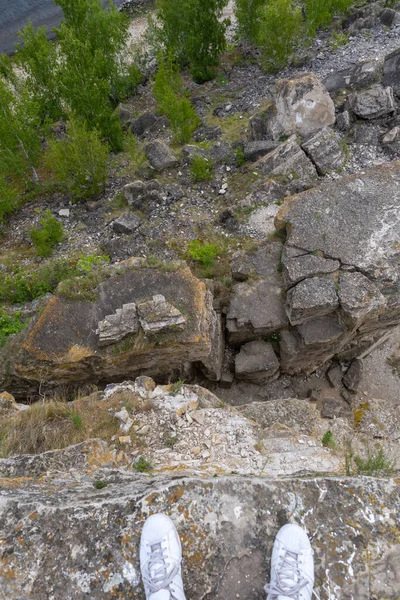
left=145, top=140, right=179, bottom=171
left=243, top=140, right=278, bottom=161
left=343, top=358, right=363, bottom=392
left=301, top=127, right=347, bottom=174
left=348, top=85, right=395, bottom=119
left=130, top=110, right=158, bottom=136
left=286, top=277, right=339, bottom=325
left=111, top=213, right=142, bottom=235
left=235, top=340, right=280, bottom=385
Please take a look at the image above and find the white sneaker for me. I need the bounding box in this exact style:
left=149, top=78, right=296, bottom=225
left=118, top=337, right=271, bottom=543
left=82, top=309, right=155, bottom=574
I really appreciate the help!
left=264, top=523, right=316, bottom=600
left=140, top=513, right=186, bottom=600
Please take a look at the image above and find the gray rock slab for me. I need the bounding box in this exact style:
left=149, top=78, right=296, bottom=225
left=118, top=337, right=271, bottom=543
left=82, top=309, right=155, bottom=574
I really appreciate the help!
left=286, top=277, right=339, bottom=325
left=383, top=47, right=400, bottom=95
left=275, top=72, right=335, bottom=137
left=0, top=471, right=398, bottom=599
left=297, top=315, right=346, bottom=347
left=275, top=162, right=400, bottom=287
left=240, top=397, right=320, bottom=435
left=235, top=340, right=279, bottom=384
left=323, top=60, right=383, bottom=95
left=112, top=213, right=142, bottom=234
left=244, top=140, right=278, bottom=161
left=96, top=302, right=139, bottom=347
left=136, top=294, right=186, bottom=333
left=130, top=110, right=158, bottom=136
left=321, top=397, right=344, bottom=419
left=338, top=272, right=387, bottom=328
left=343, top=358, right=363, bottom=392
left=254, top=135, right=318, bottom=191
left=348, top=84, right=395, bottom=119
left=301, top=127, right=347, bottom=174
left=249, top=104, right=280, bottom=141
left=282, top=248, right=340, bottom=287
left=226, top=244, right=289, bottom=344
left=145, top=140, right=179, bottom=171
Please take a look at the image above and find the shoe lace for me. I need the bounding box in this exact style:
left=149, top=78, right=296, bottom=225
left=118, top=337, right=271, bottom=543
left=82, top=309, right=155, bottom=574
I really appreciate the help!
left=143, top=542, right=180, bottom=599
left=264, top=550, right=320, bottom=600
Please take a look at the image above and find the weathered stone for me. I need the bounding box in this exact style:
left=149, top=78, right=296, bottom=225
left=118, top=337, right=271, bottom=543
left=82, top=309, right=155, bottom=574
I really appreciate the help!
left=243, top=140, right=278, bottom=161
left=348, top=84, right=395, bottom=119
left=248, top=204, right=280, bottom=237
left=254, top=136, right=318, bottom=191
left=301, top=127, right=347, bottom=174
left=115, top=407, right=134, bottom=433
left=136, top=294, right=186, bottom=333
left=249, top=104, right=280, bottom=140
left=343, top=358, right=363, bottom=392
left=144, top=140, right=179, bottom=171
left=227, top=244, right=289, bottom=344
left=286, top=277, right=339, bottom=325
left=240, top=180, right=287, bottom=209
left=193, top=125, right=222, bottom=141
left=235, top=340, right=280, bottom=384
left=130, top=110, right=158, bottom=136
left=197, top=310, right=224, bottom=382
left=323, top=60, right=383, bottom=96
left=297, top=315, right=345, bottom=347
left=383, top=47, right=400, bottom=95
left=275, top=73, right=335, bottom=138
left=111, top=213, right=142, bottom=234
left=352, top=122, right=379, bottom=145
left=123, top=180, right=145, bottom=204
left=380, top=7, right=400, bottom=27
left=181, top=144, right=208, bottom=163
left=2, top=263, right=218, bottom=394
left=336, top=110, right=352, bottom=132
left=382, top=125, right=400, bottom=152
left=327, top=364, right=344, bottom=390
left=282, top=248, right=340, bottom=287
left=338, top=272, right=387, bottom=329
left=116, top=103, right=134, bottom=124
left=321, top=397, right=343, bottom=419
left=96, top=302, right=139, bottom=347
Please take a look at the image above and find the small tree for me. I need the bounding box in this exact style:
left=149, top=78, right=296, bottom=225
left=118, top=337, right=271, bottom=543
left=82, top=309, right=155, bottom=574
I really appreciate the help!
left=15, top=23, right=62, bottom=122
left=45, top=118, right=109, bottom=201
left=153, top=54, right=201, bottom=143
left=234, top=0, right=266, bottom=44
left=155, top=0, right=229, bottom=82
left=0, top=78, right=42, bottom=184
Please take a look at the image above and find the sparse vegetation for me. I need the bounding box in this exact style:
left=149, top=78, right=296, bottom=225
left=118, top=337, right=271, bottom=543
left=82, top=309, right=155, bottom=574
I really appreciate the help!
left=189, top=155, right=213, bottom=182
left=322, top=430, right=337, bottom=449
left=134, top=455, right=153, bottom=473
left=29, top=209, right=64, bottom=257
left=353, top=447, right=395, bottom=477
left=169, top=378, right=186, bottom=396
left=0, top=309, right=25, bottom=348
left=187, top=240, right=222, bottom=268
left=94, top=480, right=107, bottom=489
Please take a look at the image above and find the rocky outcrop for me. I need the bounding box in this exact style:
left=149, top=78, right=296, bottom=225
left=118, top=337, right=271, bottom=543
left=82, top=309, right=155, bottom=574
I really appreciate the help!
left=0, top=261, right=221, bottom=395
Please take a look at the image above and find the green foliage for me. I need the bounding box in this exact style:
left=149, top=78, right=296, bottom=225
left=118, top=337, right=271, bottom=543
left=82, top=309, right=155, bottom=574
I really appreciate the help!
left=234, top=146, right=246, bottom=167
left=189, top=155, right=213, bottom=182
left=0, top=78, right=42, bottom=184
left=94, top=480, right=107, bottom=489
left=154, top=0, right=229, bottom=82
left=234, top=0, right=267, bottom=43
left=45, top=118, right=109, bottom=201
left=71, top=412, right=83, bottom=429
left=153, top=54, right=201, bottom=144
left=0, top=179, right=18, bottom=224
left=76, top=254, right=110, bottom=273
left=163, top=432, right=177, bottom=448
left=322, top=430, right=336, bottom=449
left=134, top=456, right=153, bottom=473
left=330, top=31, right=349, bottom=49
left=169, top=378, right=186, bottom=396
left=0, top=260, right=71, bottom=304
left=257, top=0, right=305, bottom=72
left=15, top=23, right=62, bottom=122
left=354, top=447, right=395, bottom=477
left=187, top=240, right=221, bottom=267
left=29, top=210, right=64, bottom=257
left=0, top=309, right=24, bottom=348
left=124, top=132, right=148, bottom=174
left=304, top=0, right=353, bottom=37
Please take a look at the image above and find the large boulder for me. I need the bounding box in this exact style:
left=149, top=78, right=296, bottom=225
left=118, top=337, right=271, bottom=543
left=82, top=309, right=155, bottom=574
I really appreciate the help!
left=323, top=60, right=383, bottom=96
left=348, top=84, right=395, bottom=119
left=235, top=340, right=280, bottom=384
left=301, top=127, right=347, bottom=174
left=144, top=140, right=179, bottom=171
left=0, top=260, right=221, bottom=395
left=274, top=73, right=335, bottom=138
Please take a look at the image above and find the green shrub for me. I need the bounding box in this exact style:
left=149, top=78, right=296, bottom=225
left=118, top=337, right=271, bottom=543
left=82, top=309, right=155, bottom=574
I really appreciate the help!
left=304, top=0, right=353, bottom=37
left=322, top=430, right=336, bottom=449
left=29, top=210, right=64, bottom=257
left=154, top=0, right=229, bottom=82
left=354, top=447, right=395, bottom=477
left=124, top=132, right=148, bottom=175
left=190, top=155, right=213, bottom=182
left=153, top=54, right=201, bottom=143
left=0, top=309, right=25, bottom=348
left=71, top=412, right=83, bottom=429
left=187, top=240, right=221, bottom=267
left=76, top=254, right=110, bottom=273
left=257, top=0, right=305, bottom=73
left=0, top=260, right=72, bottom=304
left=45, top=118, right=109, bottom=201
left=0, top=179, right=18, bottom=224
left=134, top=456, right=153, bottom=473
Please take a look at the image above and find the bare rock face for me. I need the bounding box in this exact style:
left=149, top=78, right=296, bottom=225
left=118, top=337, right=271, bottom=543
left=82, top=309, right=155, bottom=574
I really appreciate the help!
left=274, top=73, right=336, bottom=138
left=0, top=261, right=221, bottom=394
left=276, top=161, right=400, bottom=373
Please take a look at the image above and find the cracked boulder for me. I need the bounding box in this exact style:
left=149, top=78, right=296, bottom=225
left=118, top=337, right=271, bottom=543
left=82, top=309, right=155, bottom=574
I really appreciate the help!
left=286, top=277, right=339, bottom=325
left=348, top=84, right=395, bottom=119
left=301, top=127, right=347, bottom=174
left=0, top=260, right=221, bottom=395
left=274, top=73, right=335, bottom=137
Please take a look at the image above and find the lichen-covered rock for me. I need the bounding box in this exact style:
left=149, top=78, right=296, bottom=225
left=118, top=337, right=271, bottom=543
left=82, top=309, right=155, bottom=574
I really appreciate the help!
left=0, top=261, right=219, bottom=395
left=275, top=73, right=336, bottom=137
left=0, top=468, right=398, bottom=599
left=348, top=84, right=395, bottom=119
left=282, top=247, right=340, bottom=287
